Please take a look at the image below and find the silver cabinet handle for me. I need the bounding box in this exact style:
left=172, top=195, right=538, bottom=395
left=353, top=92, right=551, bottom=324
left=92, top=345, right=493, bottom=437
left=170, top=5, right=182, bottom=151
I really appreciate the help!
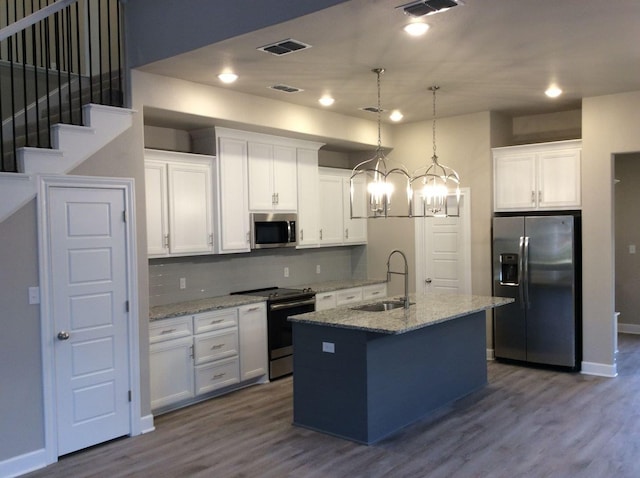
left=345, top=228, right=349, bottom=239
left=425, top=278, right=432, bottom=284
left=319, top=229, right=323, bottom=240
left=209, top=319, right=224, bottom=325
left=208, top=233, right=214, bottom=246
left=246, top=231, right=250, bottom=243
left=538, top=190, right=542, bottom=203
left=245, top=306, right=261, bottom=312
left=57, top=331, right=70, bottom=341
left=164, top=234, right=170, bottom=249
left=531, top=191, right=535, bottom=204
left=212, top=373, right=226, bottom=380
left=300, top=229, right=304, bottom=241
left=210, top=343, right=225, bottom=350
left=160, top=328, right=176, bottom=335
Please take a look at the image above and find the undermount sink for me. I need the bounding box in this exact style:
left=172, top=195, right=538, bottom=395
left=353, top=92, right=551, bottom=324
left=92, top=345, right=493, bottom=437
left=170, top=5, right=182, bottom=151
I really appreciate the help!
left=351, top=300, right=412, bottom=312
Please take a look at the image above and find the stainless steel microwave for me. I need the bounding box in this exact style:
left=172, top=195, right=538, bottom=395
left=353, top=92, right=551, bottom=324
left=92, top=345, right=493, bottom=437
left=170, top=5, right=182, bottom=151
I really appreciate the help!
left=250, top=213, right=297, bottom=249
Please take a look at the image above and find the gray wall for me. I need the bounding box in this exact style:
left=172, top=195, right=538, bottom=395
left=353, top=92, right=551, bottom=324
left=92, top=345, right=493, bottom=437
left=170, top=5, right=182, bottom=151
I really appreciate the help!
left=0, top=201, right=44, bottom=460
left=614, top=153, right=640, bottom=328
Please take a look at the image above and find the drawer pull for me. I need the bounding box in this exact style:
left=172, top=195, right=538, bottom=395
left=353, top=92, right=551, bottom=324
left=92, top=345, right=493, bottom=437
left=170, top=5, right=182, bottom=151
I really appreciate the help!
left=212, top=373, right=226, bottom=380
left=209, top=319, right=224, bottom=325
left=346, top=295, right=356, bottom=300
left=246, top=306, right=261, bottom=312
left=210, top=343, right=225, bottom=350
left=371, top=291, right=380, bottom=296
left=160, top=328, right=176, bottom=334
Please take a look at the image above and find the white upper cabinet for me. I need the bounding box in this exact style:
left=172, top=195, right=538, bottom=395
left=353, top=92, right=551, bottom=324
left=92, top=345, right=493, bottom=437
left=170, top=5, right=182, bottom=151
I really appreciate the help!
left=296, top=148, right=321, bottom=247
left=493, top=140, right=581, bottom=211
left=318, top=167, right=367, bottom=246
left=248, top=142, right=298, bottom=211
left=215, top=135, right=251, bottom=253
left=145, top=149, right=214, bottom=257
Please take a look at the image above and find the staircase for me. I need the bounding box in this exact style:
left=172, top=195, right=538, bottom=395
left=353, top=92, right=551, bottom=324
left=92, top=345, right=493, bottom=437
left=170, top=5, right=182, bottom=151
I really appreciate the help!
left=0, top=0, right=130, bottom=223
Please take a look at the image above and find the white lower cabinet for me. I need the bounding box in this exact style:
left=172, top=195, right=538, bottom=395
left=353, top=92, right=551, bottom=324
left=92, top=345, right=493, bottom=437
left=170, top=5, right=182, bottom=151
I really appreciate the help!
left=149, top=302, right=267, bottom=413
left=238, top=302, right=268, bottom=381
left=315, top=283, right=387, bottom=311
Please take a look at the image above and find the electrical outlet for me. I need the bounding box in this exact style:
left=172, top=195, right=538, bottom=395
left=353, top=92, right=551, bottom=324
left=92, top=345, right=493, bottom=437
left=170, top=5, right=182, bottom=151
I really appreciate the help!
left=179, top=277, right=186, bottom=289
left=322, top=341, right=335, bottom=353
left=284, top=267, right=289, bottom=278
left=28, top=287, right=40, bottom=305
left=630, top=244, right=636, bottom=254
left=316, top=264, right=321, bottom=274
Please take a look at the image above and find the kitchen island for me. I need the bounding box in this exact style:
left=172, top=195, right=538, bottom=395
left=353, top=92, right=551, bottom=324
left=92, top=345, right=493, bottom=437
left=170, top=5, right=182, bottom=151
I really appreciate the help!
left=288, top=293, right=512, bottom=444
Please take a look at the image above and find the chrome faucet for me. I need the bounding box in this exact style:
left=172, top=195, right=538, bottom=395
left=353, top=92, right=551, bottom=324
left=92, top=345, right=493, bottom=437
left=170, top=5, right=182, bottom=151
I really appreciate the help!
left=386, top=249, right=410, bottom=309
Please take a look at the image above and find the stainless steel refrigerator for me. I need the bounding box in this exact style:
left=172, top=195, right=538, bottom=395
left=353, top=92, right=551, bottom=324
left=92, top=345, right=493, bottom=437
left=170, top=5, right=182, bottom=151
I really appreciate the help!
left=492, top=214, right=581, bottom=369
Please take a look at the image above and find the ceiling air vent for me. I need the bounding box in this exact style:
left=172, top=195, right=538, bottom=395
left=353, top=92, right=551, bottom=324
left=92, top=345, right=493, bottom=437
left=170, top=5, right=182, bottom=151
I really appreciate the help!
left=398, top=0, right=461, bottom=17
left=257, top=38, right=312, bottom=56
left=270, top=84, right=303, bottom=94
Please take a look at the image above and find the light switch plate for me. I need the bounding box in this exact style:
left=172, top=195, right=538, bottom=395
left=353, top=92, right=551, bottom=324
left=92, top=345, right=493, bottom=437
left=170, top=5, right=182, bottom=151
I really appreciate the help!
left=179, top=278, right=186, bottom=289
left=284, top=267, right=289, bottom=278
left=630, top=244, right=636, bottom=254
left=322, top=341, right=335, bottom=353
left=28, top=287, right=40, bottom=305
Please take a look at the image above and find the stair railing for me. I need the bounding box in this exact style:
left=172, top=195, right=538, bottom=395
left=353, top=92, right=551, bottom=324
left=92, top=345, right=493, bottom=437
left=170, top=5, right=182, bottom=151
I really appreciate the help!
left=0, top=0, right=124, bottom=173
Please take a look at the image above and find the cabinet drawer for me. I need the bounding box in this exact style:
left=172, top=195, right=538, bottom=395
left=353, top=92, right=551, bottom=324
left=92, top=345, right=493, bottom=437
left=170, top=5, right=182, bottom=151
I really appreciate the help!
left=336, top=287, right=363, bottom=306
left=315, top=291, right=337, bottom=311
left=362, top=283, right=387, bottom=300
left=193, top=328, right=238, bottom=365
left=193, top=308, right=238, bottom=334
left=195, top=356, right=240, bottom=395
left=149, top=316, right=193, bottom=344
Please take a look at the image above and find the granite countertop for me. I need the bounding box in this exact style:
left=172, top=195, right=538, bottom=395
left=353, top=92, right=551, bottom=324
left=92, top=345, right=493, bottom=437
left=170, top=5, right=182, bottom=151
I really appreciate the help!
left=288, top=292, right=514, bottom=335
left=300, top=278, right=387, bottom=293
left=149, top=295, right=266, bottom=321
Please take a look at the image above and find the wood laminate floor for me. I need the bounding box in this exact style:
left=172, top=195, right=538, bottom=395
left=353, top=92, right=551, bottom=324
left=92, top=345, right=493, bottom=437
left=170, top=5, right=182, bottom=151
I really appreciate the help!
left=25, top=334, right=640, bottom=478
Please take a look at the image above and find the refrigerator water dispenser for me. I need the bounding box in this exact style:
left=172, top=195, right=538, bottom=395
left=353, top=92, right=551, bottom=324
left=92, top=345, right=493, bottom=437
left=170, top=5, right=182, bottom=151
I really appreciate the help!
left=499, top=253, right=519, bottom=285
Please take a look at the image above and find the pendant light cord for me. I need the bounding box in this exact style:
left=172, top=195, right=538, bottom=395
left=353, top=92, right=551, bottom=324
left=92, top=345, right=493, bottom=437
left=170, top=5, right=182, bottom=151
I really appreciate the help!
left=431, top=85, right=439, bottom=163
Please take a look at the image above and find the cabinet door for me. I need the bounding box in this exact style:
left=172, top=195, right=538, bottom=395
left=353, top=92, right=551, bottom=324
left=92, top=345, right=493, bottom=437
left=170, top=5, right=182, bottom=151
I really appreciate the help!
left=238, top=302, right=268, bottom=381
left=149, top=336, right=194, bottom=411
left=318, top=174, right=344, bottom=245
left=343, top=175, right=367, bottom=244
left=217, top=137, right=250, bottom=253
left=247, top=141, right=275, bottom=211
left=315, top=291, right=337, bottom=311
left=167, top=161, right=213, bottom=254
left=296, top=148, right=319, bottom=247
left=538, top=149, right=581, bottom=209
left=145, top=160, right=169, bottom=256
left=272, top=145, right=298, bottom=211
left=494, top=153, right=537, bottom=211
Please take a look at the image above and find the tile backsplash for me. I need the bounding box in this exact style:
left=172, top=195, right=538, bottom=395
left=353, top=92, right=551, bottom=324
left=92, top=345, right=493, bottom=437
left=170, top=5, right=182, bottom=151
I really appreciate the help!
left=149, top=246, right=367, bottom=307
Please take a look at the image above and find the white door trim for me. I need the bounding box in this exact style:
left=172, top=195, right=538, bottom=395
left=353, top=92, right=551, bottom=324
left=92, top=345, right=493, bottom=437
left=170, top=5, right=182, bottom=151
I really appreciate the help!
left=414, top=187, right=472, bottom=295
left=38, top=175, right=141, bottom=465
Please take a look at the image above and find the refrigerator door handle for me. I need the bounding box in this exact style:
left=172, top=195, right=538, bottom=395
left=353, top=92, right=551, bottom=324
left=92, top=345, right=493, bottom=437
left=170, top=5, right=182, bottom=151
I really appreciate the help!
left=523, top=236, right=530, bottom=309
left=518, top=236, right=525, bottom=308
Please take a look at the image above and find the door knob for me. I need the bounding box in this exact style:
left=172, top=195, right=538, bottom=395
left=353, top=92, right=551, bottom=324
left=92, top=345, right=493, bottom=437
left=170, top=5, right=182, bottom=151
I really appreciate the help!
left=425, top=278, right=432, bottom=284
left=57, top=331, right=70, bottom=341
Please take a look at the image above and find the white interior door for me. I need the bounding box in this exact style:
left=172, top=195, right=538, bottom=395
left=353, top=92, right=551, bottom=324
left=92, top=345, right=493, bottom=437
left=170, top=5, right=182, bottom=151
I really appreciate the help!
left=415, top=190, right=471, bottom=295
left=49, top=186, right=131, bottom=455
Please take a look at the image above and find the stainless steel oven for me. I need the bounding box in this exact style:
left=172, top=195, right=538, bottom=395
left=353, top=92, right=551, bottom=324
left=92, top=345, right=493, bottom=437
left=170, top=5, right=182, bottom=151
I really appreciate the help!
left=232, top=287, right=315, bottom=380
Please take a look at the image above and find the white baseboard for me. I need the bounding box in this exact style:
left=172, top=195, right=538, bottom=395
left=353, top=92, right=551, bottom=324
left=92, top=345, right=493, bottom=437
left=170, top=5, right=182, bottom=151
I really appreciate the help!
left=581, top=361, right=617, bottom=378
left=140, top=414, right=155, bottom=434
left=0, top=448, right=47, bottom=478
left=486, top=348, right=495, bottom=360
left=618, top=323, right=640, bottom=335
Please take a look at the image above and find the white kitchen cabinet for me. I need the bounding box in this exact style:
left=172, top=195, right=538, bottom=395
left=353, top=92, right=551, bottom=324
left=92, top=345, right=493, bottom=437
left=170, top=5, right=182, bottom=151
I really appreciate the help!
left=362, top=283, right=388, bottom=300
left=149, top=301, right=267, bottom=413
left=145, top=149, right=214, bottom=257
left=296, top=148, right=321, bottom=247
left=493, top=140, right=581, bottom=211
left=318, top=168, right=368, bottom=246
left=149, top=316, right=195, bottom=411
left=248, top=142, right=297, bottom=211
left=336, top=287, right=363, bottom=306
left=315, top=290, right=337, bottom=311
left=343, top=174, right=367, bottom=244
left=216, top=135, right=251, bottom=253
left=315, top=284, right=387, bottom=311
left=238, top=302, right=268, bottom=381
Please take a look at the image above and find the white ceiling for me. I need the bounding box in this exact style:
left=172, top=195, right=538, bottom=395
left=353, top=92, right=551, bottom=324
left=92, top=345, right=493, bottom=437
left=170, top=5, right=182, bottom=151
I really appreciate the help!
left=138, top=0, right=640, bottom=125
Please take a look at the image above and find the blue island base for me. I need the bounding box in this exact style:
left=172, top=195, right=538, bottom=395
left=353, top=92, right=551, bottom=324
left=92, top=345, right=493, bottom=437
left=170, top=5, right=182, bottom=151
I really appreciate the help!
left=292, top=311, right=487, bottom=444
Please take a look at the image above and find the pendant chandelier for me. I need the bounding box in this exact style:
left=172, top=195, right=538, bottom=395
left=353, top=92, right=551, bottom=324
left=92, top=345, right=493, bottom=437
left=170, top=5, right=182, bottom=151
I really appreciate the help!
left=411, top=86, right=461, bottom=217
left=350, top=68, right=412, bottom=218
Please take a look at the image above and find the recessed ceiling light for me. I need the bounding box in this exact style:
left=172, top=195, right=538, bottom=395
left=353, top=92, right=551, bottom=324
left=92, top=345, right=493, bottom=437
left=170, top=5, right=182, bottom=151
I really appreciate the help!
left=218, top=72, right=238, bottom=84
left=319, top=96, right=335, bottom=106
left=545, top=85, right=562, bottom=98
left=403, top=22, right=430, bottom=36
left=389, top=110, right=404, bottom=122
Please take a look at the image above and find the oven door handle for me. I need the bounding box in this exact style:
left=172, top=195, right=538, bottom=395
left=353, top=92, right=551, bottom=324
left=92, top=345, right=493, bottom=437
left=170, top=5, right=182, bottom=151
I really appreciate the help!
left=269, top=298, right=316, bottom=311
